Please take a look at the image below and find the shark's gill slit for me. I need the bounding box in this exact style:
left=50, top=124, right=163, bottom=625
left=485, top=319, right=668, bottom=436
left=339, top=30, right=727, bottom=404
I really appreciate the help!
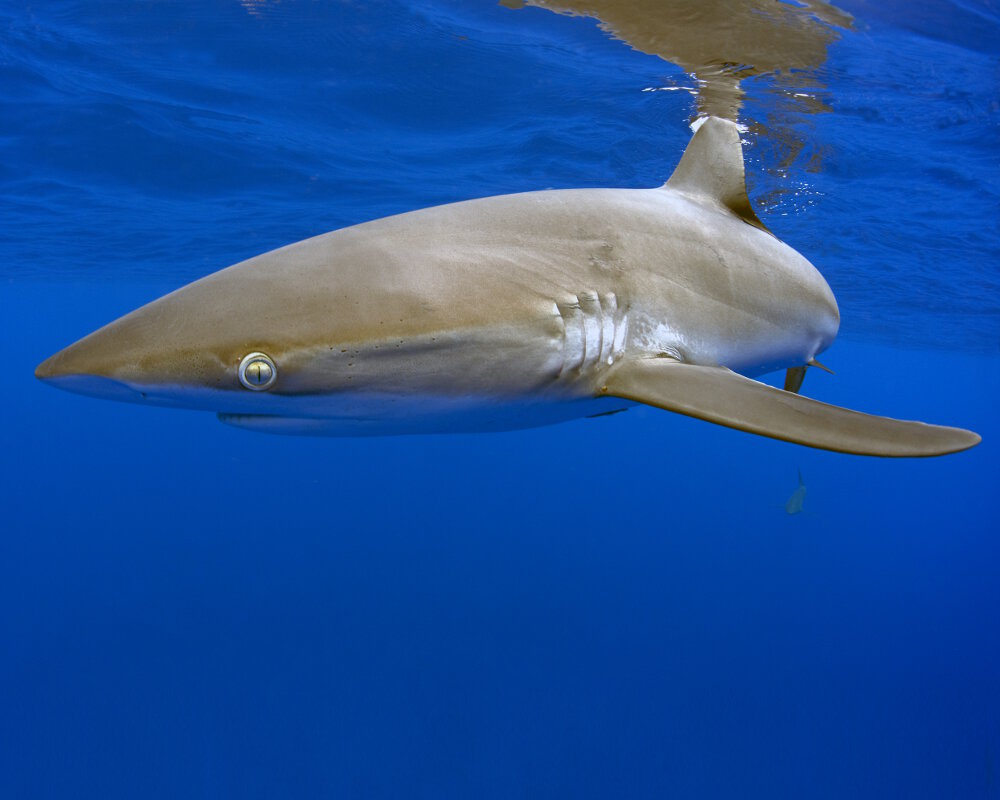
left=600, top=292, right=617, bottom=365
left=557, top=290, right=627, bottom=376
left=578, top=290, right=602, bottom=368
left=556, top=295, right=585, bottom=374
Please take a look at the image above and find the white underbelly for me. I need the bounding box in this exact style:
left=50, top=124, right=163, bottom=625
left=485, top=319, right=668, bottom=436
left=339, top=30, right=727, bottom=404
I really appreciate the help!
left=217, top=393, right=635, bottom=436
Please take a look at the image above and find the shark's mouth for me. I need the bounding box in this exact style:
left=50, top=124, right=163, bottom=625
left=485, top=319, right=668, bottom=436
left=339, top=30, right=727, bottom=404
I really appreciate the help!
left=35, top=373, right=147, bottom=404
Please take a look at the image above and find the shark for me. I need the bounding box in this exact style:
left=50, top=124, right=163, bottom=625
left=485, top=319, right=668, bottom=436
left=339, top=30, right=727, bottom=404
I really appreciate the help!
left=35, top=117, right=980, bottom=456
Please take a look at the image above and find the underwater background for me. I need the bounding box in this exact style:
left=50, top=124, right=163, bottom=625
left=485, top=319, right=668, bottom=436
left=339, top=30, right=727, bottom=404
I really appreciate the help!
left=2, top=1, right=998, bottom=797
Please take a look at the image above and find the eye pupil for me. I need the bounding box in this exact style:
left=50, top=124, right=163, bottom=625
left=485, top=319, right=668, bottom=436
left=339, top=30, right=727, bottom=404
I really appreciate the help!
left=246, top=361, right=271, bottom=384
left=238, top=352, right=277, bottom=390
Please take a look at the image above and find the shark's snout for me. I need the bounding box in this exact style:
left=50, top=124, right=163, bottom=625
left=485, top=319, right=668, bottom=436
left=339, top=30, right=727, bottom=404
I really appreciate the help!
left=35, top=367, right=146, bottom=404
left=35, top=286, right=223, bottom=391
left=35, top=347, right=86, bottom=381
left=35, top=334, right=147, bottom=402
left=36, top=325, right=129, bottom=382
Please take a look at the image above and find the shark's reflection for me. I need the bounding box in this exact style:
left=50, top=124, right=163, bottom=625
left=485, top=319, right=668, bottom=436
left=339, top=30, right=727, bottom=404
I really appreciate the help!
left=501, top=0, right=852, bottom=122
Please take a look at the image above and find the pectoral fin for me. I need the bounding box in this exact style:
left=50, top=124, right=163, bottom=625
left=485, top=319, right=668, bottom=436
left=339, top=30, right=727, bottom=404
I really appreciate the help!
left=600, top=358, right=980, bottom=457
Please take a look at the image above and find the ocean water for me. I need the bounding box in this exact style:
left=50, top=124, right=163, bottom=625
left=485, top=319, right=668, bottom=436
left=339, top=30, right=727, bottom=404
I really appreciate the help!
left=2, top=1, right=999, bottom=797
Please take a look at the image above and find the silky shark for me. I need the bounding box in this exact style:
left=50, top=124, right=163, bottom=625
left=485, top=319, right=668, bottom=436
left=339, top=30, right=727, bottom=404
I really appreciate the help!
left=36, top=117, right=980, bottom=456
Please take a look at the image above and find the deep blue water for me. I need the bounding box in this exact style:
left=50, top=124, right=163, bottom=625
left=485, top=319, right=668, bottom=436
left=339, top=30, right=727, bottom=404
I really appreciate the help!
left=2, top=1, right=999, bottom=797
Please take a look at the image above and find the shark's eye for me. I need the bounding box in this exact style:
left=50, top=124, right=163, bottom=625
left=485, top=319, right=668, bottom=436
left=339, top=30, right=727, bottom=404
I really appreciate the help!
left=238, top=352, right=277, bottom=391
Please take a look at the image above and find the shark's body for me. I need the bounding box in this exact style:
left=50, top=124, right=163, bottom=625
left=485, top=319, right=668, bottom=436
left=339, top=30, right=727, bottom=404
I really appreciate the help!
left=36, top=118, right=979, bottom=456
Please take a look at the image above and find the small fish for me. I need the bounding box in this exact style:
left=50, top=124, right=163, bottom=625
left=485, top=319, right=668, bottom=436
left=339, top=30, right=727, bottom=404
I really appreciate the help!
left=785, top=469, right=807, bottom=515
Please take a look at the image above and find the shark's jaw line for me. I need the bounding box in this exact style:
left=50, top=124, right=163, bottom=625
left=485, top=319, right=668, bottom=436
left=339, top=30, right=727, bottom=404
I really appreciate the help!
left=35, top=117, right=978, bottom=456
left=42, top=373, right=638, bottom=435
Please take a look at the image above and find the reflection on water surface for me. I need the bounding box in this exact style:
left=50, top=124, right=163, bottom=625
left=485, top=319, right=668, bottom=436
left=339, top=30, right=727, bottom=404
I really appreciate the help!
left=501, top=0, right=852, bottom=120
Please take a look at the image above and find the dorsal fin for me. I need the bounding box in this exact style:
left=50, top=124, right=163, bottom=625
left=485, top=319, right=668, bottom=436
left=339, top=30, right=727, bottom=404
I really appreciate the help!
left=665, top=116, right=769, bottom=233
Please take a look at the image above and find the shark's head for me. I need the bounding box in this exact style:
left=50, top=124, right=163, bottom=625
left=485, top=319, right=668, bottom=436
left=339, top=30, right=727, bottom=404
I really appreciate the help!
left=34, top=262, right=329, bottom=415
left=32, top=222, right=563, bottom=423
